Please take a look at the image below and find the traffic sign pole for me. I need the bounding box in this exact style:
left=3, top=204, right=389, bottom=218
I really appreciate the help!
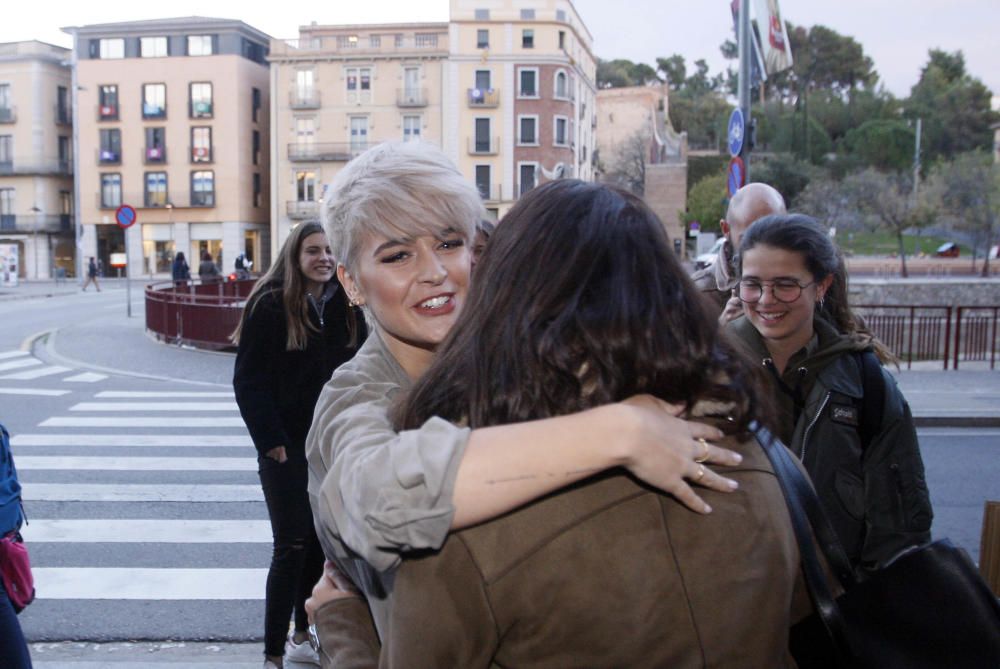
left=116, top=205, right=138, bottom=318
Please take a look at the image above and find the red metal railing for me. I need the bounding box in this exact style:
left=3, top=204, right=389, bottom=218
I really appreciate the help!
left=854, top=305, right=999, bottom=370
left=145, top=278, right=257, bottom=350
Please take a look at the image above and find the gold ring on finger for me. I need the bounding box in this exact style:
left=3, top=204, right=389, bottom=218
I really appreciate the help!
left=693, top=464, right=706, bottom=483
left=695, top=437, right=710, bottom=463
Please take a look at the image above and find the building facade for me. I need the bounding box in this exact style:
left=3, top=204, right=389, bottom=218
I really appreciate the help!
left=268, top=0, right=597, bottom=255
left=268, top=22, right=450, bottom=253
left=448, top=0, right=597, bottom=220
left=63, top=17, right=271, bottom=279
left=0, top=41, right=74, bottom=281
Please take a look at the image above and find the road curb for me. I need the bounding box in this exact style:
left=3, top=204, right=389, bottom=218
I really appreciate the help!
left=30, top=327, right=231, bottom=388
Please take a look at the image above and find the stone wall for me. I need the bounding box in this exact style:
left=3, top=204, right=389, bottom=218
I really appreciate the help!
left=645, top=162, right=687, bottom=254
left=850, top=278, right=1000, bottom=306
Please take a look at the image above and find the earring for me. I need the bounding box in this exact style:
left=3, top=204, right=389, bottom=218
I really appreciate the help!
left=817, top=296, right=825, bottom=309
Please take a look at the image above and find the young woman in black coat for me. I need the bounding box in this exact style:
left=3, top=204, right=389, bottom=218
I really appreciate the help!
left=232, top=221, right=363, bottom=669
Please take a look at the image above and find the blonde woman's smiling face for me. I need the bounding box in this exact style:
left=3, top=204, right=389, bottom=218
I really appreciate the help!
left=339, top=229, right=470, bottom=377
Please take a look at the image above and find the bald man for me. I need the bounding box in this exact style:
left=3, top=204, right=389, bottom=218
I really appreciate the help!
left=691, top=182, right=786, bottom=323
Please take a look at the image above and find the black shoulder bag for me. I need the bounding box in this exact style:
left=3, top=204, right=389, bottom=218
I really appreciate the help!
left=752, top=422, right=1000, bottom=669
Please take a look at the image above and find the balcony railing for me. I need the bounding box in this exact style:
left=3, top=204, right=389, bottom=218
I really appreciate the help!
left=467, top=88, right=500, bottom=108
left=272, top=35, right=449, bottom=58
left=98, top=149, right=121, bottom=165
left=476, top=183, right=503, bottom=201
left=287, top=142, right=374, bottom=162
left=397, top=88, right=428, bottom=107
left=0, top=214, right=70, bottom=233
left=0, top=106, right=15, bottom=123
left=467, top=136, right=500, bottom=156
left=286, top=200, right=321, bottom=220
left=0, top=160, right=72, bottom=176
left=290, top=89, right=321, bottom=109
left=97, top=104, right=119, bottom=121
left=96, top=192, right=216, bottom=210
left=55, top=104, right=72, bottom=125
left=144, top=146, right=167, bottom=164
left=190, top=146, right=213, bottom=164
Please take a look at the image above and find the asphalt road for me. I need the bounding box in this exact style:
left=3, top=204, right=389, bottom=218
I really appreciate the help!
left=1, top=290, right=996, bottom=653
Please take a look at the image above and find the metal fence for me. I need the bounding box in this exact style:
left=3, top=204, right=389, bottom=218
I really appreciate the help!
left=144, top=279, right=257, bottom=350
left=854, top=305, right=999, bottom=370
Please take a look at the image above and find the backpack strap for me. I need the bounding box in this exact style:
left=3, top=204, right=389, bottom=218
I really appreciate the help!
left=853, top=350, right=886, bottom=453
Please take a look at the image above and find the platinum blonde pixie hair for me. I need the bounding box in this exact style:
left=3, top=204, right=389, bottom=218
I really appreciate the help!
left=322, top=141, right=485, bottom=271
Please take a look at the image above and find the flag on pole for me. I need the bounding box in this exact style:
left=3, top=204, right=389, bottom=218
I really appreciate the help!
left=752, top=0, right=794, bottom=74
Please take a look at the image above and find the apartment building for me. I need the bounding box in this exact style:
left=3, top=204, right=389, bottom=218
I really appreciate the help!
left=268, top=22, right=450, bottom=252
left=449, top=0, right=597, bottom=219
left=268, top=0, right=596, bottom=251
left=63, top=17, right=271, bottom=279
left=0, top=41, right=74, bottom=281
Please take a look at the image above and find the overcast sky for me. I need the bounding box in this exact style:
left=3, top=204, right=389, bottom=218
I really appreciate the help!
left=3, top=1, right=996, bottom=100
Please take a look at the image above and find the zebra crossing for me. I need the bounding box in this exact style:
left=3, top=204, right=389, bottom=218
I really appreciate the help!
left=6, top=372, right=275, bottom=643
left=0, top=349, right=108, bottom=386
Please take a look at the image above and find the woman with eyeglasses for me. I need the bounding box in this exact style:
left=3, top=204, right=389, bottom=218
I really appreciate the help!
left=727, top=213, right=932, bottom=575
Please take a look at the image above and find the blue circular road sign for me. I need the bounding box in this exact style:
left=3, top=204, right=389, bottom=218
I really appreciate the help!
left=115, top=204, right=137, bottom=229
left=728, top=108, right=745, bottom=157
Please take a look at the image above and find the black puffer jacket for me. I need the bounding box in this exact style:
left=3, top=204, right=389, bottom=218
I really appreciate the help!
left=234, top=282, right=363, bottom=457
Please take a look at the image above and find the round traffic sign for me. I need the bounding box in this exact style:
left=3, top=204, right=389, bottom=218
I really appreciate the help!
left=728, top=109, right=745, bottom=157
left=115, top=204, right=137, bottom=229
left=727, top=157, right=746, bottom=197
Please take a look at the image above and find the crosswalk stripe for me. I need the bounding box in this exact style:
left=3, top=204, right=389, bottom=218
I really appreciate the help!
left=0, top=357, right=43, bottom=372
left=23, top=483, right=263, bottom=502
left=63, top=372, right=108, bottom=383
left=69, top=402, right=240, bottom=412
left=24, top=519, right=270, bottom=543
left=11, top=434, right=253, bottom=447
left=40, top=417, right=246, bottom=428
left=17, top=456, right=256, bottom=471
left=0, top=365, right=71, bottom=380
left=0, top=350, right=30, bottom=360
left=96, top=391, right=235, bottom=398
left=0, top=388, right=71, bottom=397
left=32, top=568, right=266, bottom=600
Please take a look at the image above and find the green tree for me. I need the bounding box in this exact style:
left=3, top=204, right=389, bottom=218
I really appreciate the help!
left=905, top=50, right=997, bottom=162
left=596, top=58, right=660, bottom=89
left=844, top=119, right=916, bottom=171
left=656, top=55, right=686, bottom=90
left=927, top=151, right=1000, bottom=276
left=683, top=170, right=728, bottom=234
left=751, top=154, right=818, bottom=204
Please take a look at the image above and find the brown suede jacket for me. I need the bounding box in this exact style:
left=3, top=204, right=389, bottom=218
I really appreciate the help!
left=315, top=428, right=815, bottom=668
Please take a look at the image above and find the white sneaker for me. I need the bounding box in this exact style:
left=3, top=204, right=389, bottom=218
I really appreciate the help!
left=285, top=635, right=320, bottom=666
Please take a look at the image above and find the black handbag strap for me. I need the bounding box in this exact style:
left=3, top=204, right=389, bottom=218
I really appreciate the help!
left=750, top=421, right=858, bottom=663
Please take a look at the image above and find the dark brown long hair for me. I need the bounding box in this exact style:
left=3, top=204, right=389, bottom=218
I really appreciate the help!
left=231, top=221, right=358, bottom=350
left=737, top=213, right=897, bottom=364
left=396, top=179, right=767, bottom=433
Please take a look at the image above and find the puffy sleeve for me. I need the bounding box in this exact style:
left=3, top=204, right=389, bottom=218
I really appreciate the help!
left=306, top=341, right=471, bottom=572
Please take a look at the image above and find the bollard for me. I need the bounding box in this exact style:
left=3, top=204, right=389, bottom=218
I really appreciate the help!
left=981, top=500, right=1000, bottom=597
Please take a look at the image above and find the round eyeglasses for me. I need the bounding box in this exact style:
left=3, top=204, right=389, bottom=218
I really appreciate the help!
left=737, top=279, right=816, bottom=304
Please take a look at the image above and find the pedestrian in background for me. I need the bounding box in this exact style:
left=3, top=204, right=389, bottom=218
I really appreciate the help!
left=171, top=252, right=191, bottom=288
left=232, top=221, right=363, bottom=669
left=198, top=251, right=221, bottom=283
left=692, top=182, right=785, bottom=323
left=81, top=257, right=100, bottom=292
left=728, top=213, right=933, bottom=574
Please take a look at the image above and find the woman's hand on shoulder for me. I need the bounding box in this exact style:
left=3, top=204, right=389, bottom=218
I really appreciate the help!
left=306, top=561, right=361, bottom=624
left=616, top=395, right=742, bottom=515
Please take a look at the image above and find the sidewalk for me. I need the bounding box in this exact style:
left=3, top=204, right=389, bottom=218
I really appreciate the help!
left=15, top=284, right=1000, bottom=425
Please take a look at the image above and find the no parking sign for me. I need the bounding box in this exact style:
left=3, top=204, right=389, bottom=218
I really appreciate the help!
left=115, top=204, right=137, bottom=229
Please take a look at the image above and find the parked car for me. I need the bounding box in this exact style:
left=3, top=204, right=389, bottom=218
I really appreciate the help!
left=934, top=242, right=960, bottom=258
left=694, top=237, right=726, bottom=270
